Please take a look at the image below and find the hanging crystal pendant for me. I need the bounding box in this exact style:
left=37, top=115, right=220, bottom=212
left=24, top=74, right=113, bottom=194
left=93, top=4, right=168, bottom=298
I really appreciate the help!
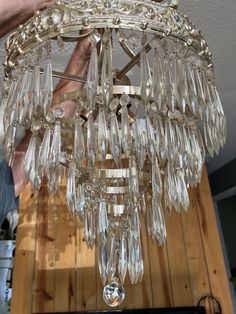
left=41, top=57, right=53, bottom=116
left=87, top=114, right=96, bottom=167
left=74, top=117, right=85, bottom=166
left=118, top=233, right=127, bottom=285
left=86, top=36, right=98, bottom=111
left=66, top=163, right=77, bottom=213
left=107, top=233, right=117, bottom=282
left=49, top=121, right=61, bottom=168
left=140, top=36, right=152, bottom=106
left=24, top=135, right=37, bottom=177
left=108, top=111, right=121, bottom=167
left=121, top=102, right=131, bottom=156
left=101, top=31, right=113, bottom=107
left=98, top=109, right=107, bottom=162
left=38, top=128, right=51, bottom=176
left=28, top=63, right=40, bottom=119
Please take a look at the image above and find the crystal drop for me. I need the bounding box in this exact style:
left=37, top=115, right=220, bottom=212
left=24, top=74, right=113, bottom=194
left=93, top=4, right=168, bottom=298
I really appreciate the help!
left=146, top=116, right=156, bottom=163
left=140, top=46, right=152, bottom=106
left=178, top=59, right=188, bottom=113
left=156, top=115, right=166, bottom=161
left=166, top=162, right=178, bottom=211
left=164, top=53, right=176, bottom=112
left=134, top=97, right=145, bottom=119
left=101, top=38, right=113, bottom=107
left=130, top=207, right=140, bottom=241
left=186, top=63, right=197, bottom=112
left=152, top=50, right=166, bottom=112
left=108, top=112, right=121, bottom=167
left=177, top=169, right=190, bottom=212
left=98, top=200, right=108, bottom=242
left=129, top=157, right=139, bottom=199
left=28, top=64, right=40, bottom=119
left=203, top=121, right=214, bottom=157
left=128, top=234, right=136, bottom=284
left=74, top=118, right=85, bottom=165
left=121, top=104, right=131, bottom=155
left=84, top=208, right=96, bottom=249
left=28, top=143, right=40, bottom=189
left=41, top=58, right=53, bottom=116
left=57, top=35, right=64, bottom=49
left=128, top=208, right=143, bottom=285
left=194, top=67, right=205, bottom=106
left=146, top=203, right=155, bottom=240
left=212, top=85, right=224, bottom=115
left=66, top=163, right=77, bottom=213
left=98, top=109, right=107, bottom=162
left=152, top=157, right=162, bottom=201
left=3, top=125, right=17, bottom=165
left=6, top=73, right=23, bottom=127
left=103, top=280, right=125, bottom=307
left=38, top=128, right=51, bottom=176
left=152, top=199, right=167, bottom=245
left=17, top=68, right=31, bottom=124
left=47, top=164, right=62, bottom=195
left=86, top=43, right=98, bottom=111
left=134, top=119, right=147, bottom=169
left=108, top=233, right=117, bottom=282
left=118, top=233, right=127, bottom=285
left=49, top=121, right=61, bottom=168
left=4, top=79, right=16, bottom=112
left=98, top=236, right=108, bottom=285
left=77, top=184, right=85, bottom=212
left=165, top=117, right=176, bottom=161
left=136, top=238, right=144, bottom=283
left=24, top=135, right=37, bottom=176
left=87, top=114, right=96, bottom=167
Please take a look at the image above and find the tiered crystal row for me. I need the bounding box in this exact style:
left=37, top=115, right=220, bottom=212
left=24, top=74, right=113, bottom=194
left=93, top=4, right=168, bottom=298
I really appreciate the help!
left=1, top=0, right=226, bottom=306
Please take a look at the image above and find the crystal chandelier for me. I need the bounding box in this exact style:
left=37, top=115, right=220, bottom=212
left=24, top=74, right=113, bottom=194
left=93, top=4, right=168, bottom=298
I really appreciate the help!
left=1, top=0, right=226, bottom=307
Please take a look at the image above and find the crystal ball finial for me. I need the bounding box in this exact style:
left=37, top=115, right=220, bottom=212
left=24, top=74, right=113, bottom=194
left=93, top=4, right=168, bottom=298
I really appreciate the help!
left=103, top=278, right=125, bottom=307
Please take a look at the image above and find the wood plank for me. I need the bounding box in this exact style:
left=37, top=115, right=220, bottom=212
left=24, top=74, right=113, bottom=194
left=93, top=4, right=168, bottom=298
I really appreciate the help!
left=165, top=209, right=194, bottom=307
left=76, top=217, right=97, bottom=311
left=180, top=189, right=211, bottom=304
left=147, top=238, right=173, bottom=307
left=32, top=186, right=56, bottom=313
left=11, top=185, right=37, bottom=314
left=195, top=167, right=235, bottom=313
left=53, top=211, right=76, bottom=312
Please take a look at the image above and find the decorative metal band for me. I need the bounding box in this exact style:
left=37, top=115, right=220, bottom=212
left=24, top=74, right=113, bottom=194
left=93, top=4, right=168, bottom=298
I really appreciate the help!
left=4, top=0, right=212, bottom=78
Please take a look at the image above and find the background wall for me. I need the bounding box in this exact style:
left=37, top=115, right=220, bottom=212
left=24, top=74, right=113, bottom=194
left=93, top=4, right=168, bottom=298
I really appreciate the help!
left=10, top=168, right=234, bottom=314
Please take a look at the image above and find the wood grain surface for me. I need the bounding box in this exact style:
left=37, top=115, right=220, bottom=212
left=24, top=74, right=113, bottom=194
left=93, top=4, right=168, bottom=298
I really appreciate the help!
left=11, top=168, right=234, bottom=313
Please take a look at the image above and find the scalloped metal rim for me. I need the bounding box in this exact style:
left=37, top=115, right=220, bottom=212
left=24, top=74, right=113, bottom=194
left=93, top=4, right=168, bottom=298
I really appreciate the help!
left=4, top=0, right=213, bottom=79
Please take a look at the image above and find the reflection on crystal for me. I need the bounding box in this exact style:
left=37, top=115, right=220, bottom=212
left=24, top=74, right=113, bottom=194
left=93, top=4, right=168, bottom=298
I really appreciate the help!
left=103, top=279, right=125, bottom=307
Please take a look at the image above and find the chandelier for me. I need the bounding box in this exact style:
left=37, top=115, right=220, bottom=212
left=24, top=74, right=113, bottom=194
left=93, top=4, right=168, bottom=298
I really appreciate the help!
left=1, top=0, right=226, bottom=307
